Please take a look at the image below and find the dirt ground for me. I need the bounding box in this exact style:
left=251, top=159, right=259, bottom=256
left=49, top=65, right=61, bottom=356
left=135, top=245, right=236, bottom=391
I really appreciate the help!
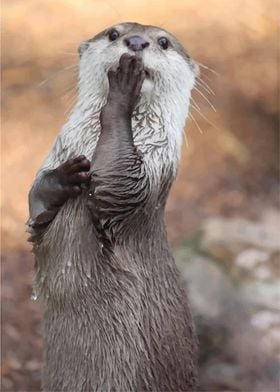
left=1, top=0, right=279, bottom=390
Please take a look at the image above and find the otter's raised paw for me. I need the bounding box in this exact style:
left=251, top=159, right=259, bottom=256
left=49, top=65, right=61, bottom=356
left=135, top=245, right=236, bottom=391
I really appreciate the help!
left=106, top=54, right=145, bottom=115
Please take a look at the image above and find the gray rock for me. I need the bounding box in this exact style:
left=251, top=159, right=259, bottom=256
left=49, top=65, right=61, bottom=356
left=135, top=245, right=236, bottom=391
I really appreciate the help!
left=177, top=253, right=237, bottom=319
left=235, top=248, right=270, bottom=269
left=201, top=217, right=280, bottom=259
left=250, top=310, right=280, bottom=330
left=199, top=362, right=242, bottom=391
left=240, top=280, right=280, bottom=311
left=175, top=212, right=280, bottom=392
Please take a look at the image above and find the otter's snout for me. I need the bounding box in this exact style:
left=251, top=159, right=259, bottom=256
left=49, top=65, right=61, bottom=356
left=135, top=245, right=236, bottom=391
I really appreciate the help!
left=124, top=35, right=150, bottom=52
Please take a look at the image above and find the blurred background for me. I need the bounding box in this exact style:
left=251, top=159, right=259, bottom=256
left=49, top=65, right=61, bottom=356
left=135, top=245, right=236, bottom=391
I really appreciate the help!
left=1, top=0, right=279, bottom=390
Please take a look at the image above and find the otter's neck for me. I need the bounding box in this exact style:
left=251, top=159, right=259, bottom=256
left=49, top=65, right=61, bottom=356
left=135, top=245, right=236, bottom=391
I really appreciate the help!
left=60, top=86, right=190, bottom=173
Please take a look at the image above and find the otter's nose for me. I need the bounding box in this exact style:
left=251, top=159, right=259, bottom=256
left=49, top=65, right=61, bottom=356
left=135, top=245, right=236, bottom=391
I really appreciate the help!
left=124, top=35, right=150, bottom=52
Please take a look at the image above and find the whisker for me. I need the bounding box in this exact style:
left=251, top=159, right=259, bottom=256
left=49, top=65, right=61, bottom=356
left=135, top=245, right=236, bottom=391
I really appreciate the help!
left=190, top=105, right=220, bottom=132
left=183, top=129, right=189, bottom=149
left=45, top=82, right=77, bottom=111
left=103, top=0, right=122, bottom=19
left=190, top=97, right=201, bottom=112
left=34, top=54, right=70, bottom=61
left=60, top=83, right=78, bottom=100
left=37, top=64, right=78, bottom=88
left=64, top=90, right=78, bottom=116
left=189, top=111, right=204, bottom=134
left=196, top=79, right=214, bottom=96
left=195, top=80, right=212, bottom=96
left=158, top=17, right=175, bottom=29
left=59, top=74, right=79, bottom=100
left=197, top=61, right=219, bottom=76
left=57, top=51, right=78, bottom=56
left=197, top=77, right=215, bottom=95
left=199, top=72, right=214, bottom=83
left=198, top=78, right=216, bottom=95
left=194, top=87, right=217, bottom=113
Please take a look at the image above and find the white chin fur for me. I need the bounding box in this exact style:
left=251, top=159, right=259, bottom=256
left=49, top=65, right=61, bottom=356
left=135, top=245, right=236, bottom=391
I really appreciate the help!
left=60, top=39, right=197, bottom=177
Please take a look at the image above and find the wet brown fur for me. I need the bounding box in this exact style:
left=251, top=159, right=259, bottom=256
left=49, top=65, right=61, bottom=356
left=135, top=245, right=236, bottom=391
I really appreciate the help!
left=28, top=24, right=198, bottom=392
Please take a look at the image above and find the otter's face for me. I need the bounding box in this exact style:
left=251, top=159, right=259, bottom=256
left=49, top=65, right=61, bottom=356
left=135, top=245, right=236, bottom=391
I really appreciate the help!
left=78, top=22, right=198, bottom=102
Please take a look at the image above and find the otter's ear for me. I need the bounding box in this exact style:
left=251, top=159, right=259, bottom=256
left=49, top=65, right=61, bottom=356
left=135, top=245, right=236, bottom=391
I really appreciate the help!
left=192, top=62, right=200, bottom=77
left=78, top=41, right=90, bottom=58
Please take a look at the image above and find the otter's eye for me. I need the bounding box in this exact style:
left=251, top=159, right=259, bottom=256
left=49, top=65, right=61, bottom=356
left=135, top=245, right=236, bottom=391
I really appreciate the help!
left=158, top=37, right=169, bottom=50
left=108, top=29, right=119, bottom=41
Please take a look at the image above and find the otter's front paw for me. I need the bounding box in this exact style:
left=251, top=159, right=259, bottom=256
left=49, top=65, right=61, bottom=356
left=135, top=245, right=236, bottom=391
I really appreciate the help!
left=39, top=155, right=91, bottom=209
left=28, top=155, right=91, bottom=228
left=55, top=155, right=90, bottom=188
left=105, top=53, right=145, bottom=115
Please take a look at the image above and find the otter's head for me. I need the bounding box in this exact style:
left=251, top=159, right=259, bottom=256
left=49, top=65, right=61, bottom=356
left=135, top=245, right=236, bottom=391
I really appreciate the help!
left=77, top=22, right=198, bottom=107
left=73, top=23, right=198, bottom=162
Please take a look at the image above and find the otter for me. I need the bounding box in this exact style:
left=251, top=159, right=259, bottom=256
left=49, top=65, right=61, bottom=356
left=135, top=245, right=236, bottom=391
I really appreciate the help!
left=28, top=22, right=199, bottom=391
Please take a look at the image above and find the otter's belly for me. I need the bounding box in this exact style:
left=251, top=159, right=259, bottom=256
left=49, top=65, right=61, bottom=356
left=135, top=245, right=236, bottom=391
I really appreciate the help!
left=34, top=196, right=197, bottom=391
